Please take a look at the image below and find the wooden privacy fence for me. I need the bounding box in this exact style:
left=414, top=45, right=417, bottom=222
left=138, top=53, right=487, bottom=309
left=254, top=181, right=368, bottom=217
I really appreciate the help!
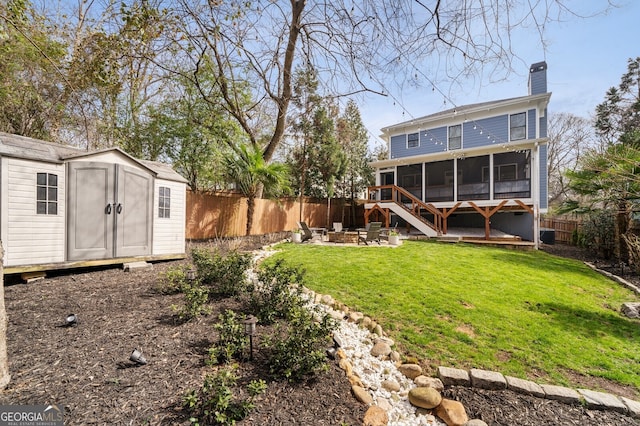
left=186, top=191, right=364, bottom=240
left=540, top=218, right=580, bottom=244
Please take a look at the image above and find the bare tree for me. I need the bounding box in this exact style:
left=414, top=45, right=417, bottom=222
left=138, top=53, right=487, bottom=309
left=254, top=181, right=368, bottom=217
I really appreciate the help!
left=547, top=112, right=597, bottom=207
left=173, top=1, right=606, bottom=163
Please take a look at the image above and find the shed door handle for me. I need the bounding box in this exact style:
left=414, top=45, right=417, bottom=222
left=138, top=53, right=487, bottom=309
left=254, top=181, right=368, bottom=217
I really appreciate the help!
left=116, top=203, right=123, bottom=214
left=105, top=204, right=112, bottom=215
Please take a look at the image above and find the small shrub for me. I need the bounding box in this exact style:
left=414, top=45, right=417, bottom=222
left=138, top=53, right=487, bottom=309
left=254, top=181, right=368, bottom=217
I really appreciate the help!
left=262, top=306, right=337, bottom=382
left=191, top=248, right=253, bottom=296
left=208, top=310, right=249, bottom=365
left=184, top=366, right=266, bottom=426
left=249, top=259, right=307, bottom=325
left=579, top=209, right=615, bottom=259
left=157, top=265, right=190, bottom=294
left=172, top=280, right=210, bottom=320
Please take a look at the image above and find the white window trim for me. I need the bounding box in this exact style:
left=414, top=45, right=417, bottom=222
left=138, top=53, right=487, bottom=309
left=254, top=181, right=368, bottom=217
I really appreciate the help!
left=447, top=124, right=462, bottom=150
left=407, top=132, right=420, bottom=149
left=158, top=186, right=171, bottom=219
left=509, top=112, right=527, bottom=141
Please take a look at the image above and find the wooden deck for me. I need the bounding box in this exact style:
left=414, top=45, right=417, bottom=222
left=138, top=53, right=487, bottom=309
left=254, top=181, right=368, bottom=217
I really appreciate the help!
left=410, top=227, right=536, bottom=250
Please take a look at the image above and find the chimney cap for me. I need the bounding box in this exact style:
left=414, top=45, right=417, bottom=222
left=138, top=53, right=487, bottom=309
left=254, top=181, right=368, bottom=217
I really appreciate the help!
left=530, top=61, right=547, bottom=73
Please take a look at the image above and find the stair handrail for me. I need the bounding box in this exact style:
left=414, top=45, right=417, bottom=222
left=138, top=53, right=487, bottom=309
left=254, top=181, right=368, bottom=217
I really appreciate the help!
left=367, top=185, right=442, bottom=233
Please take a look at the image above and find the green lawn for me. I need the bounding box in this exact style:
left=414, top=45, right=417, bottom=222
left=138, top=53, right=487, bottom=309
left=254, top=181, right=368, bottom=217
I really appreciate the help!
left=268, top=240, right=640, bottom=394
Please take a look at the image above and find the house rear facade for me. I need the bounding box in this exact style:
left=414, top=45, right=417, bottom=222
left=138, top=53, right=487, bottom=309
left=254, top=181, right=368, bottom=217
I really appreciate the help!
left=367, top=62, right=551, bottom=246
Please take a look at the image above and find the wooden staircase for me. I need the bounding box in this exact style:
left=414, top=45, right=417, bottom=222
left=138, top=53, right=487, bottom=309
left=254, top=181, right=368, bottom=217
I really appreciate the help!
left=365, top=185, right=441, bottom=237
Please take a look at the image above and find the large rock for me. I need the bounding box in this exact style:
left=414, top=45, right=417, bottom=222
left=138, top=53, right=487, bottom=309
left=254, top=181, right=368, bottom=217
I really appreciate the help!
left=320, top=294, right=334, bottom=306
left=621, top=302, right=640, bottom=318
left=339, top=358, right=353, bottom=376
left=361, top=316, right=372, bottom=329
left=352, top=385, right=373, bottom=405
left=398, top=363, right=422, bottom=380
left=408, top=387, right=442, bottom=409
left=370, top=341, right=392, bottom=357
left=435, top=399, right=469, bottom=426
left=363, top=405, right=389, bottom=426
left=375, top=337, right=395, bottom=346
left=348, top=311, right=364, bottom=323
left=381, top=379, right=400, bottom=392
left=414, top=375, right=444, bottom=391
left=373, top=324, right=384, bottom=336
left=348, top=373, right=364, bottom=388
left=376, top=397, right=393, bottom=411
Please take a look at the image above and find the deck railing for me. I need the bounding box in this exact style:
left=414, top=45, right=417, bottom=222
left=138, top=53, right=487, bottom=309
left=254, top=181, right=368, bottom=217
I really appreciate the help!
left=367, top=185, right=442, bottom=233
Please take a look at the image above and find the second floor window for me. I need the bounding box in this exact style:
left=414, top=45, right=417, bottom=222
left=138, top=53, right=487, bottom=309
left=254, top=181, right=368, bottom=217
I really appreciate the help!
left=407, top=132, right=419, bottom=148
left=510, top=112, right=526, bottom=140
left=448, top=125, right=461, bottom=150
left=36, top=172, right=58, bottom=215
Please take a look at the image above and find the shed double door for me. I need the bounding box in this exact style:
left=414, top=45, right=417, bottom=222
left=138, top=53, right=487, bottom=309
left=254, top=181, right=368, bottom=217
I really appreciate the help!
left=67, top=162, right=153, bottom=261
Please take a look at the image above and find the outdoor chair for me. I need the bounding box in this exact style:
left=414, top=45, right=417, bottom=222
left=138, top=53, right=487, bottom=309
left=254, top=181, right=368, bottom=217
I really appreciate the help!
left=358, top=222, right=382, bottom=245
left=296, top=221, right=314, bottom=242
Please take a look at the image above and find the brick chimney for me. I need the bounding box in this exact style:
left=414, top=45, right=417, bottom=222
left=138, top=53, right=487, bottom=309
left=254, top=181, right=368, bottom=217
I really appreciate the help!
left=528, top=61, right=547, bottom=95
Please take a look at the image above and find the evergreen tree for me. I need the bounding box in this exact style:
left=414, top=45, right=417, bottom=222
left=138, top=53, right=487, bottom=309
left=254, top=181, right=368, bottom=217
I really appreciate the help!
left=564, top=58, right=640, bottom=262
left=336, top=100, right=374, bottom=224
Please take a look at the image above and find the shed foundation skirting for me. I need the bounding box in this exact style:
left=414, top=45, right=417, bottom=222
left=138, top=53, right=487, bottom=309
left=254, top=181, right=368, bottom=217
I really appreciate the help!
left=4, top=253, right=186, bottom=275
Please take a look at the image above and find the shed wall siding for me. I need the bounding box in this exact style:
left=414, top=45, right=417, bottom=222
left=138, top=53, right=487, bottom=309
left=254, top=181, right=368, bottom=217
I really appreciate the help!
left=4, top=158, right=66, bottom=266
left=152, top=180, right=186, bottom=255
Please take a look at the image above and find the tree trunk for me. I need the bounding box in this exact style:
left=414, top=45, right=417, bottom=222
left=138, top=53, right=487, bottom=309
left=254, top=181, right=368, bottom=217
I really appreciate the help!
left=0, top=242, right=10, bottom=389
left=326, top=197, right=331, bottom=228
left=615, top=201, right=630, bottom=263
left=246, top=196, right=255, bottom=236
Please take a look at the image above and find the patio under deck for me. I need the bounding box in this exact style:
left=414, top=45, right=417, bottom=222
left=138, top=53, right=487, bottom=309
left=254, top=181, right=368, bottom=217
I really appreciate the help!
left=409, top=227, right=536, bottom=250
left=298, top=227, right=535, bottom=250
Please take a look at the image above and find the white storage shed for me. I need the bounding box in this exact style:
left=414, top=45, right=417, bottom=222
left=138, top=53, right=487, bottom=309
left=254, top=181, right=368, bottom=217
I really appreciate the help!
left=0, top=133, right=187, bottom=273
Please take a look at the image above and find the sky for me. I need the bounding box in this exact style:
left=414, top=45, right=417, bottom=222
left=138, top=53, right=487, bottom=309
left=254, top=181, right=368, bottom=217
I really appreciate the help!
left=358, top=0, right=640, bottom=149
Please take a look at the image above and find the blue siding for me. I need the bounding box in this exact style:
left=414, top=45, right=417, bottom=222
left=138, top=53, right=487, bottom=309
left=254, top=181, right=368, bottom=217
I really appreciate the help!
left=539, top=109, right=548, bottom=138
left=529, top=62, right=547, bottom=95
left=464, top=115, right=508, bottom=148
left=539, top=144, right=548, bottom=209
left=492, top=212, right=534, bottom=242
left=390, top=109, right=547, bottom=160
left=421, top=127, right=447, bottom=154
left=527, top=109, right=536, bottom=140
left=390, top=135, right=405, bottom=159
left=391, top=129, right=447, bottom=159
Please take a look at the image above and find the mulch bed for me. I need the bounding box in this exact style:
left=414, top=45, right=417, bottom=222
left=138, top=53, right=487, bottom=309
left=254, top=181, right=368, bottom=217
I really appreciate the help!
left=0, top=237, right=638, bottom=425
